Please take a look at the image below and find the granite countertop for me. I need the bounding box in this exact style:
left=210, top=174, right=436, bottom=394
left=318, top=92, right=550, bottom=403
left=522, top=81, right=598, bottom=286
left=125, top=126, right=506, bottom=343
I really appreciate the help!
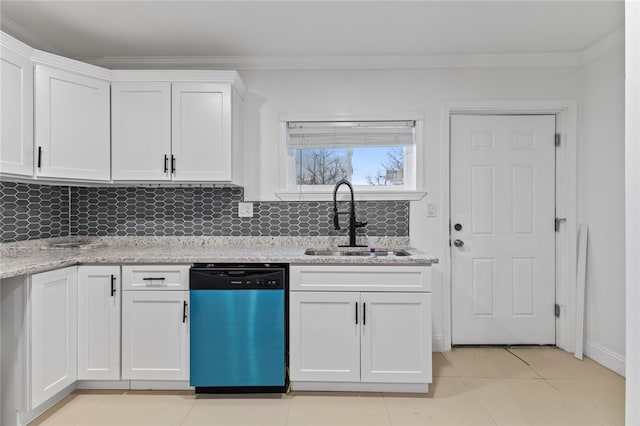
left=0, top=236, right=438, bottom=279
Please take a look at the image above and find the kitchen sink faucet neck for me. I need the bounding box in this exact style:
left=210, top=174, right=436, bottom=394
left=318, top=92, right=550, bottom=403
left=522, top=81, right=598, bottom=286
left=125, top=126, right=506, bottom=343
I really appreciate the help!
left=332, top=179, right=368, bottom=247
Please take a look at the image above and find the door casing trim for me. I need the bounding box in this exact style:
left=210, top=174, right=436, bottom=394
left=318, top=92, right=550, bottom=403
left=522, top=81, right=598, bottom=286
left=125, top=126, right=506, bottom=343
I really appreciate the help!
left=440, top=99, right=578, bottom=354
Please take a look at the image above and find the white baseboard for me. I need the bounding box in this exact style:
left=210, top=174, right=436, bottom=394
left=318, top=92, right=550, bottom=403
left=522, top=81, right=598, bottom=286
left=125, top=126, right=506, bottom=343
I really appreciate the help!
left=77, top=380, right=193, bottom=391
left=584, top=339, right=626, bottom=377
left=17, top=382, right=76, bottom=426
left=432, top=335, right=448, bottom=352
left=291, top=381, right=429, bottom=393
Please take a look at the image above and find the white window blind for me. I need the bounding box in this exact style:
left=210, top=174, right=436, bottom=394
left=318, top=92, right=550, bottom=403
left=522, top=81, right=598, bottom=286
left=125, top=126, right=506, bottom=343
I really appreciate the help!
left=287, top=120, right=415, bottom=148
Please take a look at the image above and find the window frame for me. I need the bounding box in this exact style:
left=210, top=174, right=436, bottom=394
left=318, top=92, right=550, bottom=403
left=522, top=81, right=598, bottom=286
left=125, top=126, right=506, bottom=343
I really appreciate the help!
left=277, top=113, right=427, bottom=201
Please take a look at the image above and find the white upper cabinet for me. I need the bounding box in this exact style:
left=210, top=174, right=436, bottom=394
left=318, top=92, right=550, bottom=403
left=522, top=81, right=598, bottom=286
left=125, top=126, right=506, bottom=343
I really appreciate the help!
left=0, top=39, right=33, bottom=176
left=35, top=65, right=110, bottom=181
left=111, top=76, right=244, bottom=183
left=111, top=82, right=171, bottom=180
left=172, top=83, right=230, bottom=181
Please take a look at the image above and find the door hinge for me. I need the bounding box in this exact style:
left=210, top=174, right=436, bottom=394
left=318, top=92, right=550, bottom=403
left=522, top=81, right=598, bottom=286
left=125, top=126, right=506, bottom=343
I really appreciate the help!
left=555, top=217, right=566, bottom=232
left=555, top=303, right=560, bottom=317
left=555, top=133, right=561, bottom=147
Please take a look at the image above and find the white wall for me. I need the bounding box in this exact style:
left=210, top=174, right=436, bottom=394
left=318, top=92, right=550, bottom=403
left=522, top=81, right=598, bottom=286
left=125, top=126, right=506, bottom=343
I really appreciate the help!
left=625, top=0, right=640, bottom=422
left=240, top=66, right=579, bottom=349
left=578, top=44, right=626, bottom=375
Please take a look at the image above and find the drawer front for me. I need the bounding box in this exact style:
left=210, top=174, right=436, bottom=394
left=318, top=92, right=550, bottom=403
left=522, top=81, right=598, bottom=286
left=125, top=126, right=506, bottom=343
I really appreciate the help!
left=122, top=265, right=190, bottom=290
left=290, top=265, right=431, bottom=292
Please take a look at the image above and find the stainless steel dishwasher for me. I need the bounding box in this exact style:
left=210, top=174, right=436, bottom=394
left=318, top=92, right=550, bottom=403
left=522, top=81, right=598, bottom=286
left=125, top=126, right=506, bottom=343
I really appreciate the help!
left=189, top=263, right=288, bottom=393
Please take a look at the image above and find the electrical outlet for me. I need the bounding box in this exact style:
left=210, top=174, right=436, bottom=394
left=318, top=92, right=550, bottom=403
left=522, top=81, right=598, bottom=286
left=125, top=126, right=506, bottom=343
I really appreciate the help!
left=238, top=202, right=254, bottom=218
left=427, top=203, right=438, bottom=217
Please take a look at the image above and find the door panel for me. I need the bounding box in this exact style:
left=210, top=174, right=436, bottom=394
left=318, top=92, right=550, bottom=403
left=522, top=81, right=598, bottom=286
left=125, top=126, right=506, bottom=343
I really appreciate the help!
left=360, top=292, right=430, bottom=383
left=451, top=114, right=556, bottom=345
left=289, top=291, right=360, bottom=382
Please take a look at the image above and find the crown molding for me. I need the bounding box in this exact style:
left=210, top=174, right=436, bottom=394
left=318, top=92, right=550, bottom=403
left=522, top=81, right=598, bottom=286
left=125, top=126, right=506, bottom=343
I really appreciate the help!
left=31, top=49, right=111, bottom=81
left=579, top=26, right=625, bottom=65
left=77, top=52, right=581, bottom=71
left=0, top=30, right=34, bottom=57
left=110, top=70, right=246, bottom=97
left=0, top=16, right=68, bottom=57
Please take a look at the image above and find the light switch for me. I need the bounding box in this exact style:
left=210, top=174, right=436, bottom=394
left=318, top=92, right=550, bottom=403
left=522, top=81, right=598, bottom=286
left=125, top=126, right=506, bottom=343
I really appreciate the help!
left=427, top=203, right=437, bottom=217
left=238, top=202, right=254, bottom=218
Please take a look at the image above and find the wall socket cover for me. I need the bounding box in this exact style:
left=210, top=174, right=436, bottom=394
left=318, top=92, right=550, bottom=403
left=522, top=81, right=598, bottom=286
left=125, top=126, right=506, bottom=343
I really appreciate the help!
left=238, top=202, right=254, bottom=218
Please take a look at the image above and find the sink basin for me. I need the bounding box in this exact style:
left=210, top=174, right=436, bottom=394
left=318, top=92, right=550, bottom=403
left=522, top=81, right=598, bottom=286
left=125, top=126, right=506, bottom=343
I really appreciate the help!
left=304, top=248, right=411, bottom=257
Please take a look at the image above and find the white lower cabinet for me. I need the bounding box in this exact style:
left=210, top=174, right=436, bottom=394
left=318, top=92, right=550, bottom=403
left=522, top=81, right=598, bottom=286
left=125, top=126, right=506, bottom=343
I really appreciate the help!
left=121, top=290, right=189, bottom=380
left=289, top=292, right=361, bottom=382
left=77, top=266, right=121, bottom=380
left=30, top=267, right=77, bottom=409
left=289, top=265, right=432, bottom=392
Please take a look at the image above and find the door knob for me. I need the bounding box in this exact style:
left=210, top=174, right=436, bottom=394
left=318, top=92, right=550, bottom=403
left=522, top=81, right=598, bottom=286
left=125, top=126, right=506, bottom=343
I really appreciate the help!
left=453, top=239, right=464, bottom=247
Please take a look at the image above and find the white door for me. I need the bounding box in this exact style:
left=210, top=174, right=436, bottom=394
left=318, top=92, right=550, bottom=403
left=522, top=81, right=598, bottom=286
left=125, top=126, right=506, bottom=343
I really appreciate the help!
left=360, top=292, right=431, bottom=383
left=121, top=290, right=189, bottom=380
left=30, top=267, right=77, bottom=409
left=77, top=266, right=121, bottom=380
left=172, top=83, right=231, bottom=181
left=35, top=65, right=110, bottom=181
left=451, top=114, right=556, bottom=345
left=0, top=45, right=33, bottom=176
left=289, top=291, right=360, bottom=382
left=111, top=82, right=171, bottom=181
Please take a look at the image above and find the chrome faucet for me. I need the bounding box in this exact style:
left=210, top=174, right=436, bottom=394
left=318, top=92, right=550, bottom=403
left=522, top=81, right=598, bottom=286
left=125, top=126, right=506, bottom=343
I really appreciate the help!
left=333, top=180, right=367, bottom=247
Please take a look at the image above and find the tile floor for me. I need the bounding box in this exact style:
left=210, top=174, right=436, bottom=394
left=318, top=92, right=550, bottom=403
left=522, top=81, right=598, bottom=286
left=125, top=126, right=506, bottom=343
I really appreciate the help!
left=31, top=348, right=625, bottom=426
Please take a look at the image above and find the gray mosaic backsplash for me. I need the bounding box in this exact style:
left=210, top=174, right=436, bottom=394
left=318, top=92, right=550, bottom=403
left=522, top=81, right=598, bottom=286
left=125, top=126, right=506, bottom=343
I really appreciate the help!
left=1, top=183, right=409, bottom=242
left=71, top=187, right=409, bottom=237
left=0, top=182, right=70, bottom=243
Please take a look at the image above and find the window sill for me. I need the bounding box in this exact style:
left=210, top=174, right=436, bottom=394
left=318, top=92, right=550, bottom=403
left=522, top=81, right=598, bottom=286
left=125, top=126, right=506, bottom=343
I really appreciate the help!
left=275, top=190, right=427, bottom=201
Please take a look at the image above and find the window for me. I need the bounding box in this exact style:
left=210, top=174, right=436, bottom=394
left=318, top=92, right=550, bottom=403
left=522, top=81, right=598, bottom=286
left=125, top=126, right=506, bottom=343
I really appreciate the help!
left=283, top=120, right=419, bottom=196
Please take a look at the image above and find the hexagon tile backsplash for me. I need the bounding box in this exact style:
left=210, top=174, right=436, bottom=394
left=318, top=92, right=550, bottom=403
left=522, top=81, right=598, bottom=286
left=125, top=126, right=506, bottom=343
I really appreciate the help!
left=0, top=182, right=409, bottom=243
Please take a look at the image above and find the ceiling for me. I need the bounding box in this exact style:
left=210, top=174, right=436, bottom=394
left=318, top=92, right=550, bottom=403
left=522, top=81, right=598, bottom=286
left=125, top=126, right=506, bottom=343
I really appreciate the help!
left=0, top=1, right=625, bottom=63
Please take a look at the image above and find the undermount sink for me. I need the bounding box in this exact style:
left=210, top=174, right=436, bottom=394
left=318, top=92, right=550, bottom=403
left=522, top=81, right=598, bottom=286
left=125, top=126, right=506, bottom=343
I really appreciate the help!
left=304, top=248, right=411, bottom=257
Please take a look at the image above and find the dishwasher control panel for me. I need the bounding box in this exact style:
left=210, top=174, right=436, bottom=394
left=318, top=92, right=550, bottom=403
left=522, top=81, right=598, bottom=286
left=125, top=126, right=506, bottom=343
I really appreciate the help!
left=190, top=263, right=288, bottom=290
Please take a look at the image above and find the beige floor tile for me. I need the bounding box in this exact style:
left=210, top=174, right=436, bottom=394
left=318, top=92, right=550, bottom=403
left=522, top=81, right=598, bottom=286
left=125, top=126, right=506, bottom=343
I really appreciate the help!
left=286, top=392, right=390, bottom=426
left=31, top=393, right=125, bottom=426
left=548, top=379, right=625, bottom=426
left=181, top=395, right=290, bottom=426
left=76, top=393, right=195, bottom=426
left=443, top=348, right=539, bottom=379
left=466, top=377, right=601, bottom=426
left=432, top=352, right=458, bottom=377
left=508, top=348, right=624, bottom=380
left=383, top=377, right=496, bottom=425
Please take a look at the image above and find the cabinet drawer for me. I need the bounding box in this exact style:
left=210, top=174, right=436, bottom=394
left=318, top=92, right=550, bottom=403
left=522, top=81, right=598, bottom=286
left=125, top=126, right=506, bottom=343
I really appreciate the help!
left=122, top=265, right=190, bottom=290
left=290, top=265, right=431, bottom=292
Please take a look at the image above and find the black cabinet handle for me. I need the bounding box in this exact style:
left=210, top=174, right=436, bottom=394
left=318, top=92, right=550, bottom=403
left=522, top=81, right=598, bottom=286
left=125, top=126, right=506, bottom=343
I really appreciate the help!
left=110, top=275, right=116, bottom=297
left=37, top=146, right=42, bottom=168
left=182, top=301, right=188, bottom=323
left=142, top=277, right=166, bottom=281
left=164, top=155, right=168, bottom=173
left=171, top=155, right=176, bottom=173
left=355, top=302, right=358, bottom=325
left=363, top=303, right=366, bottom=325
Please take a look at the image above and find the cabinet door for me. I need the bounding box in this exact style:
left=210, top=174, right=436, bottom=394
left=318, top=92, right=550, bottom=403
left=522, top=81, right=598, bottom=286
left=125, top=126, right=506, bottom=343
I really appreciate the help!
left=112, top=82, right=171, bottom=181
left=360, top=292, right=431, bottom=383
left=121, top=291, right=189, bottom=380
left=30, top=267, right=77, bottom=409
left=172, top=83, right=231, bottom=181
left=77, top=266, right=121, bottom=380
left=35, top=65, right=110, bottom=181
left=0, top=45, right=33, bottom=176
left=289, top=291, right=360, bottom=382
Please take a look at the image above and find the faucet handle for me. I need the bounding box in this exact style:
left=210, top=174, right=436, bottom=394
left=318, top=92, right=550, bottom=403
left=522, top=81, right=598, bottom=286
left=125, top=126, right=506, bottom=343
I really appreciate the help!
left=355, top=221, right=368, bottom=228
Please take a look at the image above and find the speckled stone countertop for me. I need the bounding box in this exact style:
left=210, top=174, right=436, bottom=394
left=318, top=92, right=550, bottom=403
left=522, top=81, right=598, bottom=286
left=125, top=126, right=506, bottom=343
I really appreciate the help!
left=0, top=236, right=438, bottom=279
